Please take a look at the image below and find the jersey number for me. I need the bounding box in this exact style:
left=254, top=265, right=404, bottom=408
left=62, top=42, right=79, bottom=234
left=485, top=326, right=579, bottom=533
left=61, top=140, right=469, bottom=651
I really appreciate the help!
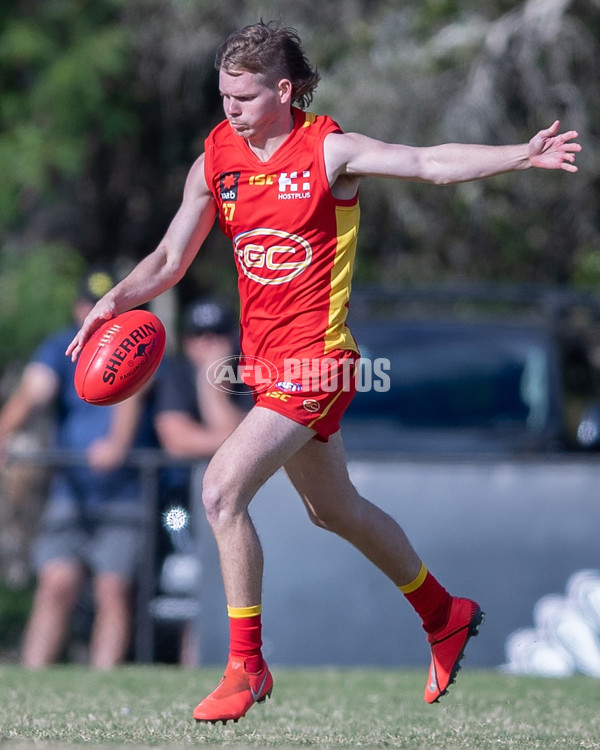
left=222, top=203, right=236, bottom=221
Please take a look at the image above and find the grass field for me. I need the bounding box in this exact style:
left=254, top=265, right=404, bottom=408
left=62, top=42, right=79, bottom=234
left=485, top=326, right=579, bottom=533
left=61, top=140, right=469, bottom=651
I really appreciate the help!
left=0, top=664, right=598, bottom=749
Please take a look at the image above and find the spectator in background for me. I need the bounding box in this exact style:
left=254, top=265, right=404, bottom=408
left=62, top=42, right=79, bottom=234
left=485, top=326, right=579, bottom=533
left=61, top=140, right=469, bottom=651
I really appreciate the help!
left=0, top=268, right=156, bottom=668
left=154, top=297, right=247, bottom=459
left=152, top=297, right=247, bottom=665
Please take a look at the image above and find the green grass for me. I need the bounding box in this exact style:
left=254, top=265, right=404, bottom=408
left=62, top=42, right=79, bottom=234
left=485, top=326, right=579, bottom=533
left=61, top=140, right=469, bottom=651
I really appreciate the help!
left=0, top=665, right=598, bottom=749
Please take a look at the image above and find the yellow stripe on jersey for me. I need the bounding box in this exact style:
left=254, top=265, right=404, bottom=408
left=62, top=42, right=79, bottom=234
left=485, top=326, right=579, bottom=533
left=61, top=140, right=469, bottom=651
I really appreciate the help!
left=303, top=111, right=317, bottom=127
left=307, top=362, right=357, bottom=430
left=324, top=202, right=361, bottom=354
left=227, top=604, right=262, bottom=618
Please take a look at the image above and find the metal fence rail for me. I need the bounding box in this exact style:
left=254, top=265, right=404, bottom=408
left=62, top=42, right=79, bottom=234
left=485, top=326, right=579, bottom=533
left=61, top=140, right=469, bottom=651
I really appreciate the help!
left=4, top=447, right=206, bottom=664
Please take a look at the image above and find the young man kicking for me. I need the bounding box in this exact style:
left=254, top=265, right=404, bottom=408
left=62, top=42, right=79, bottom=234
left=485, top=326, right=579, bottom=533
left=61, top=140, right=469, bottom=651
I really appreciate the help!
left=67, top=20, right=581, bottom=724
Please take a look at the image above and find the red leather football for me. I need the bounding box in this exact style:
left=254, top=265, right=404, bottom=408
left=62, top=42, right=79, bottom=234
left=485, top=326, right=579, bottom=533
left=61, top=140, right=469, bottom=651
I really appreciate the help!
left=74, top=309, right=166, bottom=405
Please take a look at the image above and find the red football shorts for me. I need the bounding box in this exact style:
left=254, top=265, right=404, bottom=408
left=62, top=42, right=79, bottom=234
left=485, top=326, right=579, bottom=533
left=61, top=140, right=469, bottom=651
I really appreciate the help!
left=253, top=350, right=358, bottom=442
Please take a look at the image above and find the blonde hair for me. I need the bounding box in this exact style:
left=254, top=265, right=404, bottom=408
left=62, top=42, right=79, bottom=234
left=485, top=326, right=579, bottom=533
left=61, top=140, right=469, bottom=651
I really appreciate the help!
left=215, top=20, right=320, bottom=109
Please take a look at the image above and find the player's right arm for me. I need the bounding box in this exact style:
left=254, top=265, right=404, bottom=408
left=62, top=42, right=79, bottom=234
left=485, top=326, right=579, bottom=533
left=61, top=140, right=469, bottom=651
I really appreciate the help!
left=66, top=154, right=217, bottom=361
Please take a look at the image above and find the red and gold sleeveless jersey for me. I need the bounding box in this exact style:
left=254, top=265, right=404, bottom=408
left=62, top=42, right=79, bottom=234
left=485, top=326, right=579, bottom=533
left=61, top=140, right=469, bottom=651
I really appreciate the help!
left=204, top=107, right=359, bottom=381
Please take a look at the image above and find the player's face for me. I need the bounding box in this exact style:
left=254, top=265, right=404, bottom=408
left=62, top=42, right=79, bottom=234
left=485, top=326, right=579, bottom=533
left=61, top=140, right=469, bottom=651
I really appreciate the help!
left=219, top=69, right=292, bottom=141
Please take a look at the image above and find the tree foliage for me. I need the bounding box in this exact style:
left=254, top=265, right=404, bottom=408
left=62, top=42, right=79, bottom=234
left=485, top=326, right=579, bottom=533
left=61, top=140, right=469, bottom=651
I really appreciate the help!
left=0, top=0, right=599, bottom=367
left=312, top=0, right=600, bottom=284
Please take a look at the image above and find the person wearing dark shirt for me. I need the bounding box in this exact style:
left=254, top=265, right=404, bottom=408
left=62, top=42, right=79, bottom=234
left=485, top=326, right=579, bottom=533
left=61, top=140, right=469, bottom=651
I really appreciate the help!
left=154, top=297, right=247, bottom=458
left=0, top=269, right=156, bottom=668
left=153, top=297, right=246, bottom=665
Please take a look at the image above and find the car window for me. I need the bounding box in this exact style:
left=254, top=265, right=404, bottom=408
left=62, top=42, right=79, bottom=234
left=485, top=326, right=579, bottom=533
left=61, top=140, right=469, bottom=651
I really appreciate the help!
left=349, top=327, right=552, bottom=433
left=344, top=286, right=600, bottom=452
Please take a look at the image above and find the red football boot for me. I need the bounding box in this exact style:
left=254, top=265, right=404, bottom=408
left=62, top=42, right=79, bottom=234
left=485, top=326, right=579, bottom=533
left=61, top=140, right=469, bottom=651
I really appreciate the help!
left=424, top=597, right=484, bottom=704
left=193, top=657, right=273, bottom=724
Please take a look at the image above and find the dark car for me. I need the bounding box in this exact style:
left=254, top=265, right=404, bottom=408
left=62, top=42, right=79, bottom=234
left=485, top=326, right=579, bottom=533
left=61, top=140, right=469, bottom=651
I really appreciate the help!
left=342, top=284, right=600, bottom=455
left=183, top=284, right=600, bottom=670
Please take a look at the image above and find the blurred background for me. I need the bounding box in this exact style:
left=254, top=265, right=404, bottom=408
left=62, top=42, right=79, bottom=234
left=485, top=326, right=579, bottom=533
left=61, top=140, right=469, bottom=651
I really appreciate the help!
left=1, top=0, right=600, bottom=669
left=1, top=0, right=599, bottom=367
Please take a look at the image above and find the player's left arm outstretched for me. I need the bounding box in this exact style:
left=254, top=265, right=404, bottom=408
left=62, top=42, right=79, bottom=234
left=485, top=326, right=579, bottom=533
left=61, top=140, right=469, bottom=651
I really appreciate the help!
left=324, top=120, right=581, bottom=187
left=528, top=120, right=580, bottom=171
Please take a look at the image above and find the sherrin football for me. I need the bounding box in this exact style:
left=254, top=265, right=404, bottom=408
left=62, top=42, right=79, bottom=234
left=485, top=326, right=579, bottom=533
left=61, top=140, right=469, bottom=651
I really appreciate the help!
left=74, top=309, right=166, bottom=405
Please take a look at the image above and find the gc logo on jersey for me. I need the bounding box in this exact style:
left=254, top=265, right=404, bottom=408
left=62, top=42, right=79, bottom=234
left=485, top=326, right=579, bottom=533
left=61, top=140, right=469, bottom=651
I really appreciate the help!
left=233, top=228, right=312, bottom=285
left=219, top=172, right=240, bottom=201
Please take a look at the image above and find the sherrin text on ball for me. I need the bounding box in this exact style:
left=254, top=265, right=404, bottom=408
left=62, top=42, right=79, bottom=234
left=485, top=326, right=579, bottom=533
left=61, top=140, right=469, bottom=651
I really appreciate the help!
left=74, top=309, right=166, bottom=405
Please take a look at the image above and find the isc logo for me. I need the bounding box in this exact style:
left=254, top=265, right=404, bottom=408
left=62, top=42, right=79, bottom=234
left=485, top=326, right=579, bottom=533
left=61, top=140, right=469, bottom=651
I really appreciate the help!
left=233, top=228, right=312, bottom=285
left=249, top=174, right=276, bottom=186
left=265, top=390, right=291, bottom=402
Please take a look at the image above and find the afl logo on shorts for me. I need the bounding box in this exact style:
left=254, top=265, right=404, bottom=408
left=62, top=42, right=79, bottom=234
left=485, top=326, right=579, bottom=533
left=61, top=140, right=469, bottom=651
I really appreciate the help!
left=233, top=228, right=312, bottom=285
left=302, top=399, right=320, bottom=413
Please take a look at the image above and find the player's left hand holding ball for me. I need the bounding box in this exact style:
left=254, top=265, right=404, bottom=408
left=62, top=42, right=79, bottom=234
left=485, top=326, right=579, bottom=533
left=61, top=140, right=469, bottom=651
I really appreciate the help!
left=66, top=296, right=119, bottom=363
left=73, top=309, right=166, bottom=405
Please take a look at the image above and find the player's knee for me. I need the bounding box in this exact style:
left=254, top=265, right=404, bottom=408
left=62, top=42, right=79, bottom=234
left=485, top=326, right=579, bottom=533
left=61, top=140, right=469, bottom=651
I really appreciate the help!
left=201, top=468, right=241, bottom=527
left=305, top=490, right=367, bottom=534
left=305, top=502, right=346, bottom=533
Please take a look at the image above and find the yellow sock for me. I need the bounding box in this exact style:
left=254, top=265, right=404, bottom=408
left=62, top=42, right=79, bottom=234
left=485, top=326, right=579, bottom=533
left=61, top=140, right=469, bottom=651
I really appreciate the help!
left=398, top=561, right=428, bottom=594
left=227, top=604, right=262, bottom=618
left=398, top=562, right=452, bottom=633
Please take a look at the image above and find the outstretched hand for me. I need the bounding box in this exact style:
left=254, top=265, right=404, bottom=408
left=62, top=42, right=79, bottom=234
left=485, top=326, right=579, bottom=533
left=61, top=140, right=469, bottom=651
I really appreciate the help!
left=529, top=120, right=581, bottom=172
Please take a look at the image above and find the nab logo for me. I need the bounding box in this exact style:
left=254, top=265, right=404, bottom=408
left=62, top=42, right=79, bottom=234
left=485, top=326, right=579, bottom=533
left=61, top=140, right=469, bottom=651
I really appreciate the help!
left=234, top=228, right=312, bottom=286
left=219, top=172, right=240, bottom=201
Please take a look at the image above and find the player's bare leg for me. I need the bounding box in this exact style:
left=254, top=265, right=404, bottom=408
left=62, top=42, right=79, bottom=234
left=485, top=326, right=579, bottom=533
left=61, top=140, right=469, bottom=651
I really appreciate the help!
left=202, top=406, right=314, bottom=606
left=284, top=430, right=483, bottom=704
left=194, top=406, right=315, bottom=723
left=21, top=560, right=84, bottom=668
left=90, top=573, right=133, bottom=668
left=283, top=431, right=422, bottom=586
